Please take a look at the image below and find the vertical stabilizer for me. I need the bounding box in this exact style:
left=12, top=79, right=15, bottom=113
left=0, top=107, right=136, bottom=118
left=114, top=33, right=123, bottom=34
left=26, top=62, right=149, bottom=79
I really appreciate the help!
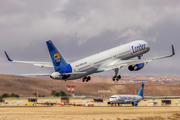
left=137, top=83, right=144, bottom=96
left=46, top=40, right=68, bottom=71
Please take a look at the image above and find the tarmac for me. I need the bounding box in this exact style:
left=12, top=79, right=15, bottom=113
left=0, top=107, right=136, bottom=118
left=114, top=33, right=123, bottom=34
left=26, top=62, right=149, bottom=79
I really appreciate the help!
left=0, top=106, right=180, bottom=120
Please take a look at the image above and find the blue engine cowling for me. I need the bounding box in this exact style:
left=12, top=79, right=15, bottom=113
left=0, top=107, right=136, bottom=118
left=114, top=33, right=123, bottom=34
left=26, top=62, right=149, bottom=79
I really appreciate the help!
left=132, top=101, right=138, bottom=106
left=128, top=63, right=145, bottom=71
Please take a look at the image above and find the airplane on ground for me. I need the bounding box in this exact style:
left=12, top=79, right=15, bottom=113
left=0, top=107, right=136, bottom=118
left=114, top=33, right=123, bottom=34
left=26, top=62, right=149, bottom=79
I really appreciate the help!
left=109, top=83, right=144, bottom=106
left=5, top=40, right=175, bottom=82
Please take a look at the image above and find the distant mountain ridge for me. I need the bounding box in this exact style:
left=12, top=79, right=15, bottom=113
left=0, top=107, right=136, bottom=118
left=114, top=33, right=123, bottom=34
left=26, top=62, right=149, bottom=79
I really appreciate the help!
left=0, top=74, right=180, bottom=97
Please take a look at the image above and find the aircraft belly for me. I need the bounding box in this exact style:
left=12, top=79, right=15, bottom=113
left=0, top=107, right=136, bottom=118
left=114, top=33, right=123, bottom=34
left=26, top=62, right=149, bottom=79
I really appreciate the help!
left=78, top=69, right=97, bottom=78
left=67, top=74, right=83, bottom=80
left=112, top=101, right=130, bottom=104
left=65, top=67, right=98, bottom=80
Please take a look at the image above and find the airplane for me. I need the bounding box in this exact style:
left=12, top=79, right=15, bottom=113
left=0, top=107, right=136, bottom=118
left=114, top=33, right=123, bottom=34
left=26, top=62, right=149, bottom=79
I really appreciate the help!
left=109, top=83, right=144, bottom=106
left=5, top=40, right=175, bottom=82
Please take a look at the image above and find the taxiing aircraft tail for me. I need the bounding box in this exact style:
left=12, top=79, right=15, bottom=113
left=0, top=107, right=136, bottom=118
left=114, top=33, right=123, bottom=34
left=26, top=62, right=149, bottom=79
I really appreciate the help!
left=46, top=40, right=68, bottom=71
left=137, top=83, right=144, bottom=96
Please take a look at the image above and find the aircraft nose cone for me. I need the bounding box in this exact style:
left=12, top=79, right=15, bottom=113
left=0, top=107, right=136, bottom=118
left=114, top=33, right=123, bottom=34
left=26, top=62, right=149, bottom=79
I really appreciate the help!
left=109, top=98, right=114, bottom=102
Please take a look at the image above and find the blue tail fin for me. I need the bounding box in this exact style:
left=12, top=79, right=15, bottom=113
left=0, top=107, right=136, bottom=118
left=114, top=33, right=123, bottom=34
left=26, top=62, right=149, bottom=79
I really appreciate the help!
left=137, top=83, right=144, bottom=96
left=46, top=40, right=68, bottom=71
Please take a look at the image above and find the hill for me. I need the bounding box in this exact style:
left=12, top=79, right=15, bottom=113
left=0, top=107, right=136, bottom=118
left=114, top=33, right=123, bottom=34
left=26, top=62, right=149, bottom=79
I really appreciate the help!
left=0, top=74, right=180, bottom=97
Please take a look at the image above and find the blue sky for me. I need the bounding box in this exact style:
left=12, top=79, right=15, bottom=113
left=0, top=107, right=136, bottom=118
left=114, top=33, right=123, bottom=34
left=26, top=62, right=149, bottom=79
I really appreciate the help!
left=0, top=0, right=180, bottom=76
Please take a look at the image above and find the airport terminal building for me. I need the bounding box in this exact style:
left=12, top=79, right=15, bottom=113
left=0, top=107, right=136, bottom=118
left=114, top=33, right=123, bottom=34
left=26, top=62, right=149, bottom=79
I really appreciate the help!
left=2, top=96, right=180, bottom=107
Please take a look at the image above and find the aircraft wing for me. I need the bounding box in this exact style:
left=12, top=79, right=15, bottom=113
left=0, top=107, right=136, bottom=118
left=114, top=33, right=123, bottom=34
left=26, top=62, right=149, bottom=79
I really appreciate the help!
left=104, top=45, right=175, bottom=71
left=143, top=96, right=180, bottom=99
left=4, top=51, right=53, bottom=68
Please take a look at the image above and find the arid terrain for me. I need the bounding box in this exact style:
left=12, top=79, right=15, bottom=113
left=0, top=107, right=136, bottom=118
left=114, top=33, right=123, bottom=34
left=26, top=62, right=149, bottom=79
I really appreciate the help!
left=0, top=106, right=180, bottom=120
left=1, top=74, right=180, bottom=120
left=1, top=74, right=180, bottom=97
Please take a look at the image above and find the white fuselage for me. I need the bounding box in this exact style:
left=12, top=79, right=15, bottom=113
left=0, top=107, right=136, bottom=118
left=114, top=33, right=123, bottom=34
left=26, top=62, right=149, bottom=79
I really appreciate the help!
left=52, top=40, right=150, bottom=80
left=109, top=95, right=143, bottom=104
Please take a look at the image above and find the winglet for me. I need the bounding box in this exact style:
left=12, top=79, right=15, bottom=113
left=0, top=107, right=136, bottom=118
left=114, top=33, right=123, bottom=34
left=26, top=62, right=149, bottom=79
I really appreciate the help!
left=172, top=45, right=175, bottom=56
left=4, top=51, right=13, bottom=62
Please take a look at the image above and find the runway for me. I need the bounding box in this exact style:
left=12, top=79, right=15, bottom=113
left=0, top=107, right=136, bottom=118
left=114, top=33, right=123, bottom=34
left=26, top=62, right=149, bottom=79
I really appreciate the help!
left=0, top=106, right=180, bottom=120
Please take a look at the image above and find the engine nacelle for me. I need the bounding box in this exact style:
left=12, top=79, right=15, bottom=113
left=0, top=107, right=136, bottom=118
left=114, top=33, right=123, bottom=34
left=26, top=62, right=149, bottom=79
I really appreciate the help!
left=50, top=72, right=62, bottom=79
left=128, top=63, right=144, bottom=71
left=50, top=72, right=70, bottom=79
left=132, top=101, right=138, bottom=106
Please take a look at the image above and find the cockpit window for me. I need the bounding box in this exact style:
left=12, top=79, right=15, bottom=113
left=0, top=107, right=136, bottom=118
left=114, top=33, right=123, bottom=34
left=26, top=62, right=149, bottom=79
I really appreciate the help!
left=110, top=97, right=116, bottom=98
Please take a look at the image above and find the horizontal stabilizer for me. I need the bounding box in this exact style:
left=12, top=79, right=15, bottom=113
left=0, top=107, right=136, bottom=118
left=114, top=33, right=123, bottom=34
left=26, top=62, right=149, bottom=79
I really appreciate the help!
left=22, top=72, right=86, bottom=76
left=21, top=73, right=52, bottom=76
left=4, top=51, right=54, bottom=67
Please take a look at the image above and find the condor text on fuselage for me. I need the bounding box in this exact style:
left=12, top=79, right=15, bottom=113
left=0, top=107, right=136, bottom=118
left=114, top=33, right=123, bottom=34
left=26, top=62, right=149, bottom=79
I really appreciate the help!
left=132, top=43, right=146, bottom=53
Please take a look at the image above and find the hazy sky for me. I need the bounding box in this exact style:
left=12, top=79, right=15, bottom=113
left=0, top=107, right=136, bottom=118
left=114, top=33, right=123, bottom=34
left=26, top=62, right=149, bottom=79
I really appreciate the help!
left=0, top=0, right=180, bottom=76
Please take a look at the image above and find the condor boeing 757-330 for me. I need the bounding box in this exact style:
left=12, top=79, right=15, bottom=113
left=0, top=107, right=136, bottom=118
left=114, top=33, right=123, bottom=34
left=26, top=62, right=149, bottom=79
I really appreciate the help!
left=5, top=40, right=175, bottom=82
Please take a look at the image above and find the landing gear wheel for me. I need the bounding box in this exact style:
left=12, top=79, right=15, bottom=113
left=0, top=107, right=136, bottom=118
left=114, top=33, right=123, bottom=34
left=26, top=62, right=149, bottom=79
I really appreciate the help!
left=86, top=76, right=91, bottom=82
left=82, top=76, right=91, bottom=82
left=112, top=75, right=121, bottom=81
left=87, top=76, right=91, bottom=80
left=113, top=76, right=116, bottom=81
left=117, top=75, right=121, bottom=80
left=82, top=77, right=87, bottom=82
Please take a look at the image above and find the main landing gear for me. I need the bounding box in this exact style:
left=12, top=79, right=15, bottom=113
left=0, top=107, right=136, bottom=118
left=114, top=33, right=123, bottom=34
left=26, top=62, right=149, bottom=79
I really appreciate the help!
left=113, top=75, right=121, bottom=81
left=82, top=76, right=91, bottom=82
left=112, top=68, right=121, bottom=81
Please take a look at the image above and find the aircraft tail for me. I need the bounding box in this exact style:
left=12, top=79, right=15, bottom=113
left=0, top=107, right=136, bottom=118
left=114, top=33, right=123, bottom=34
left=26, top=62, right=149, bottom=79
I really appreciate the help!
left=137, top=83, right=144, bottom=96
left=46, top=40, right=68, bottom=71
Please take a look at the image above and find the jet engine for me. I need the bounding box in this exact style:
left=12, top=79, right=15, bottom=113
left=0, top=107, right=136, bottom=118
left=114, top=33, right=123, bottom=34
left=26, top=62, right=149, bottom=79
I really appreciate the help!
left=128, top=63, right=144, bottom=71
left=50, top=72, right=62, bottom=79
left=132, top=101, right=138, bottom=106
left=50, top=72, right=70, bottom=79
